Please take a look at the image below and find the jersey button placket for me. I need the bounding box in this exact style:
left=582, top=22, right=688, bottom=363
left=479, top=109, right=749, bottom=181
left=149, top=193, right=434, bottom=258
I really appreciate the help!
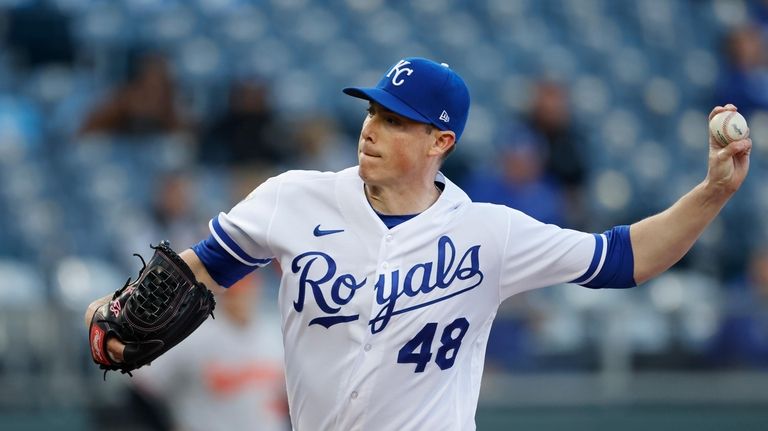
left=380, top=233, right=393, bottom=271
left=347, top=232, right=392, bottom=425
left=349, top=232, right=393, bottom=419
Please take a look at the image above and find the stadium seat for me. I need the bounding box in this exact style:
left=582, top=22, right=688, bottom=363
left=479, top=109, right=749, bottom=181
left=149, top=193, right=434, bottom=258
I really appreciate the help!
left=0, top=258, right=51, bottom=378
left=52, top=256, right=125, bottom=312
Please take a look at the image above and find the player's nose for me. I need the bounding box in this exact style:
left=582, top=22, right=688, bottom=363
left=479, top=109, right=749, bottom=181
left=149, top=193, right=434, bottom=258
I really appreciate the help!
left=360, top=117, right=376, bottom=143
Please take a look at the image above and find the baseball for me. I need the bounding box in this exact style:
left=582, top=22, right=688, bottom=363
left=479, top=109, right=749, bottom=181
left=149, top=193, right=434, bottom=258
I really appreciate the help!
left=709, top=110, right=749, bottom=147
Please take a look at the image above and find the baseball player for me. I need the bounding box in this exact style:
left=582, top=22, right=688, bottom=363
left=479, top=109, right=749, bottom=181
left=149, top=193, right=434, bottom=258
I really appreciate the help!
left=86, top=57, right=752, bottom=430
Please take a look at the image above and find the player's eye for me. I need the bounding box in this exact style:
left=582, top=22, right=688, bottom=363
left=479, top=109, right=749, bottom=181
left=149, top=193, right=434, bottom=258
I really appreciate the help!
left=366, top=106, right=375, bottom=117
left=386, top=115, right=401, bottom=126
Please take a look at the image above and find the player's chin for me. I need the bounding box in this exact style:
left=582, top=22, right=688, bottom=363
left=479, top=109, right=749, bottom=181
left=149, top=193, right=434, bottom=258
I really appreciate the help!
left=358, top=157, right=383, bottom=182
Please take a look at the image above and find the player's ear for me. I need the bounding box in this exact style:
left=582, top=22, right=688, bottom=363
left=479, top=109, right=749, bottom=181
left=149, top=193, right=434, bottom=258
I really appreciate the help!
left=430, top=130, right=455, bottom=157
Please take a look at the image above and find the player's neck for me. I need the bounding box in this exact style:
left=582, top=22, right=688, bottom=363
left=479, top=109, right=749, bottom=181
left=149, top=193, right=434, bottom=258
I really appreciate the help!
left=364, top=181, right=441, bottom=215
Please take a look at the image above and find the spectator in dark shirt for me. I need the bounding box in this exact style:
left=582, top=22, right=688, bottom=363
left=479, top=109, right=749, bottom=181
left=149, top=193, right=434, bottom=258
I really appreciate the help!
left=200, top=78, right=288, bottom=171
left=462, top=127, right=566, bottom=226
left=79, top=52, right=188, bottom=137
left=714, top=25, right=768, bottom=118
left=522, top=80, right=588, bottom=228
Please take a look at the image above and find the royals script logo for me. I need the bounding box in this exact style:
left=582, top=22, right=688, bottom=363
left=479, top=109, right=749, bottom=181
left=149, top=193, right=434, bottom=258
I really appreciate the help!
left=290, top=235, right=483, bottom=334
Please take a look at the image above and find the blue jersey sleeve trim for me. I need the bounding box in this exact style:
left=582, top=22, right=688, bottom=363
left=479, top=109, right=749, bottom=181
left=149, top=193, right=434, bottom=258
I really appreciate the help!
left=211, top=216, right=272, bottom=266
left=579, top=225, right=636, bottom=289
left=571, top=233, right=605, bottom=284
left=192, top=235, right=264, bottom=288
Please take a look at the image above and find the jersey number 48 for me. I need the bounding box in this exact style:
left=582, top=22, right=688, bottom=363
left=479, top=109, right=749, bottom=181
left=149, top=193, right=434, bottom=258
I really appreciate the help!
left=397, top=317, right=470, bottom=373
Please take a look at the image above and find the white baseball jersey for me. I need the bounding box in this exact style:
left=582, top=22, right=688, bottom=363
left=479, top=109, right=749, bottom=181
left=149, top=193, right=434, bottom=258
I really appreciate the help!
left=207, top=166, right=606, bottom=431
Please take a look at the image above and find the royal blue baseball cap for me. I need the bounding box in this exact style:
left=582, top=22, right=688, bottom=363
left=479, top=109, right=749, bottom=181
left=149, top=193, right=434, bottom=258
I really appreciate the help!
left=343, top=57, right=470, bottom=141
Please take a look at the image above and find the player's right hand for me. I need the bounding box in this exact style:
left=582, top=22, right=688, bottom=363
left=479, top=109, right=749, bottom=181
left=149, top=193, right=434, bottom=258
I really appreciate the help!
left=705, top=104, right=751, bottom=196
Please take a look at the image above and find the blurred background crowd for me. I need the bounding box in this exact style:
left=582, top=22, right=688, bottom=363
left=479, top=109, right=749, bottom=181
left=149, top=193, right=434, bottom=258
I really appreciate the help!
left=0, top=0, right=767, bottom=430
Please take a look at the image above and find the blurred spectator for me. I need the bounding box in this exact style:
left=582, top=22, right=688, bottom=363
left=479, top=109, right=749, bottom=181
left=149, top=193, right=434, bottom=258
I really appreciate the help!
left=518, top=80, right=588, bottom=228
left=78, top=52, right=189, bottom=137
left=484, top=296, right=539, bottom=372
left=123, top=171, right=207, bottom=264
left=291, top=115, right=357, bottom=171
left=750, top=1, right=768, bottom=40
left=132, top=273, right=288, bottom=431
left=461, top=128, right=566, bottom=226
left=714, top=25, right=768, bottom=117
left=200, top=78, right=288, bottom=171
left=706, top=247, right=768, bottom=369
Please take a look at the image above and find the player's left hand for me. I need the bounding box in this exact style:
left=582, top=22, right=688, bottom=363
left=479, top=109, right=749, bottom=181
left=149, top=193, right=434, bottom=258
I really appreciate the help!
left=87, top=242, right=216, bottom=376
left=706, top=104, right=752, bottom=195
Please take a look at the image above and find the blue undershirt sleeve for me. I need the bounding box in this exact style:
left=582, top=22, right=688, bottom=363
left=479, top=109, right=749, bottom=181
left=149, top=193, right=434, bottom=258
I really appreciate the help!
left=579, top=225, right=636, bottom=289
left=192, top=235, right=263, bottom=288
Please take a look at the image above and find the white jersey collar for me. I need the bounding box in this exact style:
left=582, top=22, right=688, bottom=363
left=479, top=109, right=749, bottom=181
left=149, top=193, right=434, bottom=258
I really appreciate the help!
left=335, top=166, right=470, bottom=234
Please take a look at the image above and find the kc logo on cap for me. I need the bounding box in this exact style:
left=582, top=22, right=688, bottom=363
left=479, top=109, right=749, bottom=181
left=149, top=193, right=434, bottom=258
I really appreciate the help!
left=386, top=60, right=414, bottom=86
left=343, top=57, right=471, bottom=141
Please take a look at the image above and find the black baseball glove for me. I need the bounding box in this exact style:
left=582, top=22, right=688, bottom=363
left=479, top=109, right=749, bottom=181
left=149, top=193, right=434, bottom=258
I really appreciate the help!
left=88, top=241, right=215, bottom=376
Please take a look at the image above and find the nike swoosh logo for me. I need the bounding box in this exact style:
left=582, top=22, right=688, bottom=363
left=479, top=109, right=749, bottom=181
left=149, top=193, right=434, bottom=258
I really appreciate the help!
left=313, top=224, right=345, bottom=237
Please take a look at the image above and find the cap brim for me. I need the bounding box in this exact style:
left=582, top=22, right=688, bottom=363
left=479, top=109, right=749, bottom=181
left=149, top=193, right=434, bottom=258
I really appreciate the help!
left=343, top=87, right=432, bottom=125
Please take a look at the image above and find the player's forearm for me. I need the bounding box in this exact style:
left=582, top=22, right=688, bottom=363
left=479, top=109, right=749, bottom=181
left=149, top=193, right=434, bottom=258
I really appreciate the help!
left=630, top=179, right=734, bottom=284
left=180, top=249, right=227, bottom=295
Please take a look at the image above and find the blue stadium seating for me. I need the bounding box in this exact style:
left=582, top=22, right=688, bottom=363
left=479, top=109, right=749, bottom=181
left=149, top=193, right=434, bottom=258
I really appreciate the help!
left=0, top=0, right=764, bottom=382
